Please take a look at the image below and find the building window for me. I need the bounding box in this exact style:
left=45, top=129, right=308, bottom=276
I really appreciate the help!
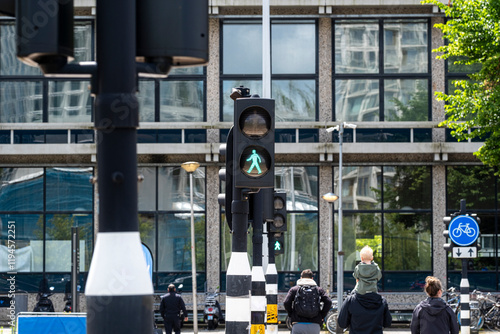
left=0, top=167, right=94, bottom=292
left=221, top=19, right=318, bottom=122
left=334, top=19, right=431, bottom=122
left=446, top=166, right=499, bottom=291
left=137, top=67, right=206, bottom=123
left=220, top=166, right=319, bottom=291
left=138, top=166, right=206, bottom=292
left=0, top=20, right=94, bottom=123
left=335, top=165, right=432, bottom=292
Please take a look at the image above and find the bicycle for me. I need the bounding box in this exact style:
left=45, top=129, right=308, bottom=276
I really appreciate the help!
left=452, top=223, right=476, bottom=238
left=446, top=287, right=484, bottom=331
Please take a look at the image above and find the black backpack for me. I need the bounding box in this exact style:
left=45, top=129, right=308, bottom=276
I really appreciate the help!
left=293, top=285, right=321, bottom=318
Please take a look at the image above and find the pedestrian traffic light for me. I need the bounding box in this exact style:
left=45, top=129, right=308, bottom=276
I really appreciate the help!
left=273, top=233, right=285, bottom=255
left=233, top=95, right=275, bottom=189
left=443, top=213, right=458, bottom=252
left=269, top=192, right=287, bottom=233
left=218, top=127, right=234, bottom=231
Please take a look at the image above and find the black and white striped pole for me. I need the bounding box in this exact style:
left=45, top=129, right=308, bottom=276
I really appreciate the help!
left=265, top=232, right=279, bottom=334
left=459, top=200, right=470, bottom=334
left=225, top=186, right=252, bottom=334
left=251, top=191, right=267, bottom=334
left=85, top=0, right=153, bottom=333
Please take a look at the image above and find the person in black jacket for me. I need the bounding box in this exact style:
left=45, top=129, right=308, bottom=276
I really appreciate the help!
left=160, top=284, right=188, bottom=334
left=410, top=276, right=459, bottom=334
left=284, top=269, right=332, bottom=334
left=338, top=291, right=392, bottom=333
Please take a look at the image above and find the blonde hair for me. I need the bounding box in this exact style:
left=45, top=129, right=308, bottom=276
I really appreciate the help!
left=360, top=246, right=374, bottom=262
left=424, top=276, right=442, bottom=297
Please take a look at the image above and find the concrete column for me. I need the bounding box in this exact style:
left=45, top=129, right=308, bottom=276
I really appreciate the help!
left=206, top=165, right=221, bottom=291
left=433, top=165, right=447, bottom=287
left=206, top=17, right=220, bottom=144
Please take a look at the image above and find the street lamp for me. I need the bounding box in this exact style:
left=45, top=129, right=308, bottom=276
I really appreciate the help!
left=322, top=192, right=338, bottom=294
left=327, top=122, right=356, bottom=333
left=181, top=161, right=200, bottom=334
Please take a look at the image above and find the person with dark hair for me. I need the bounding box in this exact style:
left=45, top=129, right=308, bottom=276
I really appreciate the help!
left=410, top=276, right=459, bottom=334
left=160, top=284, right=188, bottom=334
left=284, top=269, right=332, bottom=334
left=338, top=282, right=392, bottom=334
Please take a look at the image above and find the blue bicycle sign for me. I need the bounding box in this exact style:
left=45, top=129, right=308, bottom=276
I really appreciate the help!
left=449, top=215, right=479, bottom=246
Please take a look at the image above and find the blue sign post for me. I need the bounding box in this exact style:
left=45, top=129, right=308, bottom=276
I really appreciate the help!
left=448, top=215, right=480, bottom=246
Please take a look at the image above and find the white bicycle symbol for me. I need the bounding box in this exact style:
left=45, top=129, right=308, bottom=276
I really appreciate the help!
left=452, top=223, right=476, bottom=238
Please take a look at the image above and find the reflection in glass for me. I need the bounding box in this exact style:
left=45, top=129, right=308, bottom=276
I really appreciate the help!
left=0, top=214, right=43, bottom=272
left=73, top=22, right=93, bottom=63
left=45, top=213, right=93, bottom=272
left=384, top=79, right=428, bottom=121
left=273, top=80, right=316, bottom=122
left=275, top=212, right=318, bottom=271
left=48, top=81, right=92, bottom=122
left=335, top=21, right=379, bottom=73
left=275, top=167, right=318, bottom=211
left=169, top=66, right=204, bottom=75
left=341, top=213, right=382, bottom=271
left=138, top=167, right=156, bottom=211
left=383, top=213, right=431, bottom=271
left=160, top=81, right=204, bottom=122
left=45, top=168, right=93, bottom=211
left=138, top=80, right=155, bottom=122
left=222, top=80, right=262, bottom=122
left=272, top=21, right=316, bottom=74
left=223, top=21, right=262, bottom=75
left=384, top=21, right=428, bottom=73
left=382, top=166, right=431, bottom=210
left=0, top=24, right=42, bottom=76
left=139, top=213, right=156, bottom=271
left=157, top=213, right=205, bottom=271
left=335, top=80, right=379, bottom=121
left=158, top=167, right=205, bottom=211
left=1, top=81, right=43, bottom=123
left=0, top=168, right=44, bottom=211
left=335, top=166, right=382, bottom=210
left=446, top=166, right=496, bottom=211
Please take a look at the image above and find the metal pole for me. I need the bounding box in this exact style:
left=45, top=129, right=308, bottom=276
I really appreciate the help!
left=328, top=203, right=332, bottom=293
left=262, top=0, right=271, bottom=99
left=336, top=123, right=344, bottom=334
left=71, top=226, right=79, bottom=312
left=190, top=171, right=199, bottom=334
left=86, top=0, right=153, bottom=333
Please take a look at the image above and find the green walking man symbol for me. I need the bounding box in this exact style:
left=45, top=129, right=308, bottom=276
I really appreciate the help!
left=246, top=149, right=262, bottom=174
left=274, top=240, right=281, bottom=251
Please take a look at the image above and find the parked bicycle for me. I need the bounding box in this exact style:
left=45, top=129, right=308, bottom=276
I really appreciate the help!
left=445, top=287, right=483, bottom=330
left=473, top=290, right=500, bottom=330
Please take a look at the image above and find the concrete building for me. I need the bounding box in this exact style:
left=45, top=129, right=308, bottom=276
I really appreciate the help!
left=0, top=0, right=497, bottom=320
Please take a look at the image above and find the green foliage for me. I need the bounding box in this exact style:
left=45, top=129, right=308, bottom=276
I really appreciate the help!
left=422, top=0, right=500, bottom=171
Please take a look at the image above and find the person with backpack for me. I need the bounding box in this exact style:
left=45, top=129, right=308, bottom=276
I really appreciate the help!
left=284, top=269, right=332, bottom=334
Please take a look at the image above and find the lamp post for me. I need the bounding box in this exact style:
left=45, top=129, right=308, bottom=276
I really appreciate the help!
left=327, top=122, right=356, bottom=333
left=322, top=192, right=339, bottom=295
left=181, top=161, right=200, bottom=334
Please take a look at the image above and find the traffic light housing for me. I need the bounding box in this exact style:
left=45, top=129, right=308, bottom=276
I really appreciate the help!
left=218, top=128, right=234, bottom=231
left=443, top=213, right=458, bottom=252
left=273, top=233, right=285, bottom=255
left=469, top=214, right=482, bottom=251
left=16, top=0, right=74, bottom=72
left=233, top=96, right=275, bottom=189
left=269, top=192, right=287, bottom=233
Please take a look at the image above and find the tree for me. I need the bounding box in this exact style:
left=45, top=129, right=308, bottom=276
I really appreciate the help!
left=422, top=0, right=500, bottom=170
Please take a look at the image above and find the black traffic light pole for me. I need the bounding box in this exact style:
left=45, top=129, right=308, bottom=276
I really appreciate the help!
left=85, top=0, right=153, bottom=333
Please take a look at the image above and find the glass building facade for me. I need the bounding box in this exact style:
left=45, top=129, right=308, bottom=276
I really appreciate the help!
left=0, top=2, right=498, bottom=313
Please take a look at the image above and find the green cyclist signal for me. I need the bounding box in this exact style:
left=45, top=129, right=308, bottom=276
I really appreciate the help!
left=274, top=240, right=282, bottom=251
left=240, top=146, right=271, bottom=178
